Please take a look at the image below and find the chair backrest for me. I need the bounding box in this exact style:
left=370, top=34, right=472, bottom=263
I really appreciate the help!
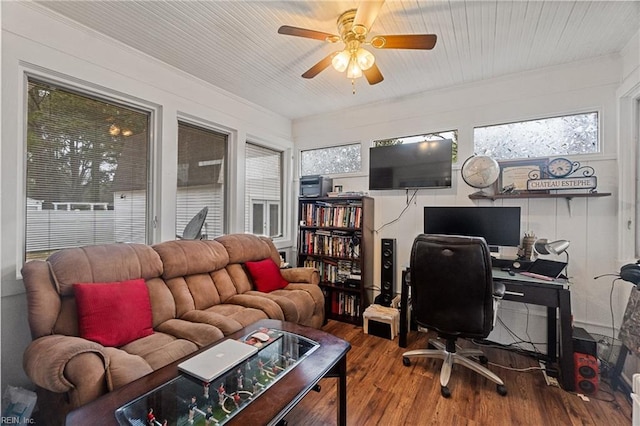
left=410, top=234, right=494, bottom=339
left=181, top=206, right=208, bottom=239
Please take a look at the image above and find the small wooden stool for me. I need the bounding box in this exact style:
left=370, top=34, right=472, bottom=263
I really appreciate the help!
left=363, top=304, right=400, bottom=340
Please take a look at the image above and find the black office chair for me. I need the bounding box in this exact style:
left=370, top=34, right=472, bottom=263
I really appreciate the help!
left=402, top=234, right=507, bottom=398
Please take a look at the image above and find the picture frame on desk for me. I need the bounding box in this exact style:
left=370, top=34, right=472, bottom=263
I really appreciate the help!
left=498, top=158, right=549, bottom=194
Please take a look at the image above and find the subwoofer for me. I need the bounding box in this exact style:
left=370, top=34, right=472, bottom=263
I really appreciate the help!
left=378, top=238, right=396, bottom=307
left=574, top=352, right=599, bottom=394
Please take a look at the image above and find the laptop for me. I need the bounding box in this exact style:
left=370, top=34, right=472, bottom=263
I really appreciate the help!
left=178, top=339, right=258, bottom=382
left=519, top=258, right=567, bottom=280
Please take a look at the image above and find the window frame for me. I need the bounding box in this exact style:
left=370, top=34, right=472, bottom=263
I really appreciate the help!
left=245, top=141, right=285, bottom=239
left=18, top=68, right=160, bottom=273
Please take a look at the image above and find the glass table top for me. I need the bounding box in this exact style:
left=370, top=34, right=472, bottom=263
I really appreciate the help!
left=115, top=327, right=320, bottom=426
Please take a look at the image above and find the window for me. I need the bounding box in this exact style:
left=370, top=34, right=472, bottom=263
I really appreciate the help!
left=245, top=143, right=282, bottom=238
left=474, top=112, right=599, bottom=160
left=300, top=143, right=361, bottom=176
left=176, top=122, right=227, bottom=239
left=25, top=79, right=150, bottom=261
left=373, top=130, right=459, bottom=162
left=251, top=200, right=280, bottom=236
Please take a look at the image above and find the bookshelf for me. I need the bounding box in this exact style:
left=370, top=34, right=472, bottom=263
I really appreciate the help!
left=297, top=196, right=374, bottom=325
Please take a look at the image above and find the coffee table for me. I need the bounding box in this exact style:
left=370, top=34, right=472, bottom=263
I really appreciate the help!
left=65, top=320, right=350, bottom=425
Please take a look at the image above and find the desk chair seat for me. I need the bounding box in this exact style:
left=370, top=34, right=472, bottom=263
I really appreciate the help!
left=402, top=234, right=507, bottom=398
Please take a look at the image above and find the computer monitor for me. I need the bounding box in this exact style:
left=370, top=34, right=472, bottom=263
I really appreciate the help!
left=423, top=206, right=521, bottom=248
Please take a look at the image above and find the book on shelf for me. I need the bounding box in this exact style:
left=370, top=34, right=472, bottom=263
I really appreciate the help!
left=299, top=230, right=361, bottom=259
left=331, top=292, right=361, bottom=318
left=300, top=201, right=363, bottom=228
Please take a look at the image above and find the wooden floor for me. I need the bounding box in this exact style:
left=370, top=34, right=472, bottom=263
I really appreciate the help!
left=284, top=320, right=632, bottom=425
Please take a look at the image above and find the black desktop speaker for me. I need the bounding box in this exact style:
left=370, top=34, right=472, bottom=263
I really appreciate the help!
left=377, top=238, right=396, bottom=307
left=572, top=327, right=597, bottom=357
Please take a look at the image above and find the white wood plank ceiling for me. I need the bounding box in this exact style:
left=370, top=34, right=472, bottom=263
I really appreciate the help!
left=31, top=1, right=640, bottom=120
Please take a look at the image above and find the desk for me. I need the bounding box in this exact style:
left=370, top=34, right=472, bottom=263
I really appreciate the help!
left=399, top=268, right=574, bottom=391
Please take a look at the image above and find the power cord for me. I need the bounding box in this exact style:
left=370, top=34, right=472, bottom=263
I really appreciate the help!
left=374, top=189, right=418, bottom=233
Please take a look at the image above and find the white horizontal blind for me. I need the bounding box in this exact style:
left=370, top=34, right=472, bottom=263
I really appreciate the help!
left=25, top=79, right=149, bottom=260
left=245, top=143, right=282, bottom=237
left=176, top=122, right=227, bottom=239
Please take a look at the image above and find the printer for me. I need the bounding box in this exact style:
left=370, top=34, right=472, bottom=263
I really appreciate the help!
left=300, top=175, right=333, bottom=198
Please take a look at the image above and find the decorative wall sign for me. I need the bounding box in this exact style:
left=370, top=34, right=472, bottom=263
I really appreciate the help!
left=498, top=159, right=548, bottom=193
left=527, top=159, right=598, bottom=192
left=527, top=176, right=597, bottom=191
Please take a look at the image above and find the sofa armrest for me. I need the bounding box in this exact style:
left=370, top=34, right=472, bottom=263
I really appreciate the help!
left=280, top=267, right=319, bottom=285
left=23, top=335, right=108, bottom=394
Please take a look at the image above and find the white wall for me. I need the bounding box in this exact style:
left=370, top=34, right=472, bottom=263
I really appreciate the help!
left=0, top=2, right=294, bottom=388
left=293, top=54, right=631, bottom=352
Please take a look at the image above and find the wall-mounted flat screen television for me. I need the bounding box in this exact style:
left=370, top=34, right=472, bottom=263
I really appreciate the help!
left=423, top=206, right=521, bottom=247
left=369, top=139, right=453, bottom=190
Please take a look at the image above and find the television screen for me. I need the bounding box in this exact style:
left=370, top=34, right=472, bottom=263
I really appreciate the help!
left=369, top=140, right=453, bottom=190
left=423, top=206, right=521, bottom=247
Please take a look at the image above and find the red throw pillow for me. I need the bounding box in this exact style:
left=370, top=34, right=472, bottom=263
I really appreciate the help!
left=74, top=278, right=153, bottom=347
left=245, top=258, right=289, bottom=293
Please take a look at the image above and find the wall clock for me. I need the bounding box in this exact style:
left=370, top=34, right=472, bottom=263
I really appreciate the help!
left=547, top=157, right=574, bottom=178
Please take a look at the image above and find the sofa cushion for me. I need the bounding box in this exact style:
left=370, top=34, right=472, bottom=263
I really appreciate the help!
left=245, top=258, right=288, bottom=293
left=153, top=240, right=229, bottom=280
left=216, top=234, right=280, bottom=264
left=48, top=243, right=163, bottom=296
left=74, top=279, right=153, bottom=347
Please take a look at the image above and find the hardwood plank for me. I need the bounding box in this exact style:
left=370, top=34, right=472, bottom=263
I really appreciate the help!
left=285, top=321, right=632, bottom=425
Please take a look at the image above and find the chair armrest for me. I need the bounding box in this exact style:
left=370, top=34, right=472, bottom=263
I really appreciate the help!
left=23, top=335, right=108, bottom=393
left=280, top=267, right=319, bottom=285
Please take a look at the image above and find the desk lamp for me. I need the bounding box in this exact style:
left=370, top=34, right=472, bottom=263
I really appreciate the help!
left=534, top=238, right=570, bottom=277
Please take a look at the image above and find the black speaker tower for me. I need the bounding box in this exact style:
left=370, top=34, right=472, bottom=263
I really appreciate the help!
left=376, top=238, right=396, bottom=307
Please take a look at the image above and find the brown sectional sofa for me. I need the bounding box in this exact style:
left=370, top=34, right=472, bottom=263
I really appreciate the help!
left=21, top=233, right=323, bottom=421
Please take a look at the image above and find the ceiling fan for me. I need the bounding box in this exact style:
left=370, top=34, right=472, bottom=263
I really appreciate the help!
left=277, top=0, right=437, bottom=89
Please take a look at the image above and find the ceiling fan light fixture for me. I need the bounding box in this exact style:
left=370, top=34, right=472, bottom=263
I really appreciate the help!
left=332, top=50, right=350, bottom=72
left=355, top=47, right=375, bottom=70
left=346, top=57, right=363, bottom=79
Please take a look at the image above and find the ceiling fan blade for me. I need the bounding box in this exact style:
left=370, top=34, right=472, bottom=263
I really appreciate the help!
left=302, top=53, right=335, bottom=79
left=364, top=63, right=384, bottom=85
left=278, top=25, right=339, bottom=42
left=353, top=0, right=385, bottom=34
left=371, top=34, right=437, bottom=50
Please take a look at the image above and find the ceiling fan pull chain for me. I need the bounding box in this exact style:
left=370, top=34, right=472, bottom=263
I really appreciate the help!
left=352, top=79, right=356, bottom=95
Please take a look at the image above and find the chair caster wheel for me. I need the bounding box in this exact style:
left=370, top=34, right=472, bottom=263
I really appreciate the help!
left=402, top=357, right=411, bottom=367
left=479, top=355, right=488, bottom=365
left=440, top=386, right=451, bottom=398
left=497, top=384, right=507, bottom=396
